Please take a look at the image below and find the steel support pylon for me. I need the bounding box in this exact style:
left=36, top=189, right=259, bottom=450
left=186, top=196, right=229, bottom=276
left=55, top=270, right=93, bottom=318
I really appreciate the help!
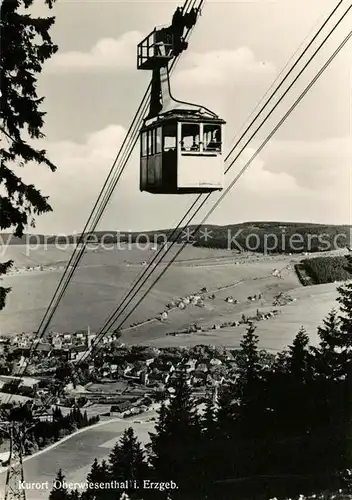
left=4, top=423, right=26, bottom=500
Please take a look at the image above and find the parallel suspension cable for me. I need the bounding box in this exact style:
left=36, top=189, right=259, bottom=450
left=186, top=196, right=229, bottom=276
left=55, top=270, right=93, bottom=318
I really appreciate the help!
left=5, top=0, right=349, bottom=407
left=30, top=0, right=343, bottom=357
left=34, top=0, right=203, bottom=343
left=3, top=0, right=204, bottom=405
left=90, top=27, right=351, bottom=359
left=226, top=0, right=344, bottom=153
left=78, top=1, right=350, bottom=365
left=80, top=0, right=347, bottom=359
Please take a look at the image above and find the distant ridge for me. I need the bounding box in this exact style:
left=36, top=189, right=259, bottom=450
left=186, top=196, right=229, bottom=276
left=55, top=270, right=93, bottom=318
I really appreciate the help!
left=1, top=222, right=351, bottom=254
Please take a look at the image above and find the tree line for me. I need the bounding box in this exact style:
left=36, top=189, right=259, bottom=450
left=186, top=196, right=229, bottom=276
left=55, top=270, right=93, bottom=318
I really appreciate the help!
left=296, top=255, right=352, bottom=285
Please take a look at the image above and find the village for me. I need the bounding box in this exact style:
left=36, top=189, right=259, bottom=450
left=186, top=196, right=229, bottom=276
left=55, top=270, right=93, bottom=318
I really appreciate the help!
left=0, top=279, right=295, bottom=416
left=0, top=312, right=276, bottom=426
left=0, top=274, right=297, bottom=470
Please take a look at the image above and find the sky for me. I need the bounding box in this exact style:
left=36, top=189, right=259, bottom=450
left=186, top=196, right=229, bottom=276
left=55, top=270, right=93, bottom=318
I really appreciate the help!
left=7, top=0, right=352, bottom=233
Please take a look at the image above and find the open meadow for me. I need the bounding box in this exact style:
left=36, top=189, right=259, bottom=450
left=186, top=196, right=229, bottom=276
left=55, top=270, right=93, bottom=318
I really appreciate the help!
left=0, top=244, right=346, bottom=351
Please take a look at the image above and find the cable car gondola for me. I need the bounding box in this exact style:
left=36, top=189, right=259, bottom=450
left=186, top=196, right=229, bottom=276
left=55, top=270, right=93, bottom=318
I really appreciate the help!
left=137, top=6, right=226, bottom=194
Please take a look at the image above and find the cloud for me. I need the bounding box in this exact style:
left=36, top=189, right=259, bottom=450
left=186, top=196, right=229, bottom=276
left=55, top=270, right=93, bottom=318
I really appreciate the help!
left=173, top=47, right=276, bottom=88
left=15, top=126, right=350, bottom=234
left=46, top=31, right=142, bottom=72
left=260, top=137, right=351, bottom=192
left=235, top=148, right=302, bottom=194
left=217, top=137, right=351, bottom=226
left=170, top=47, right=276, bottom=118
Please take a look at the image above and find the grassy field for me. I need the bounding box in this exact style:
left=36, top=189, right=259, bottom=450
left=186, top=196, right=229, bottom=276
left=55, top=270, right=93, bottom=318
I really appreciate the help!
left=0, top=245, right=288, bottom=333
left=132, top=277, right=338, bottom=352
left=0, top=245, right=346, bottom=351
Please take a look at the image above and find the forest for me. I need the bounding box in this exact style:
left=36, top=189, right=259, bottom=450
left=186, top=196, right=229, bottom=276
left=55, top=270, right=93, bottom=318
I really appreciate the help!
left=296, top=255, right=352, bottom=285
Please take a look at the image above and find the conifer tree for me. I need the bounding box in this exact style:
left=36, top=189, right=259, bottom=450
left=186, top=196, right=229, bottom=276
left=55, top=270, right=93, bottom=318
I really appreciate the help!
left=236, top=325, right=264, bottom=437
left=0, top=0, right=58, bottom=309
left=314, top=310, right=346, bottom=380
left=215, top=382, right=238, bottom=439
left=288, top=327, right=312, bottom=382
left=337, top=254, right=352, bottom=340
left=335, top=254, right=352, bottom=474
left=149, top=371, right=201, bottom=498
left=284, top=327, right=315, bottom=464
left=203, top=384, right=239, bottom=487
left=82, top=459, right=110, bottom=500
left=238, top=324, right=261, bottom=382
left=108, top=427, right=148, bottom=498
left=49, top=470, right=71, bottom=500
left=202, top=395, right=217, bottom=440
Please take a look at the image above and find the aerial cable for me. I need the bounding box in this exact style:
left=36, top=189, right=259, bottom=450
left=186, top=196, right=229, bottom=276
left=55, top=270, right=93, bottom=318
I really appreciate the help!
left=181, top=0, right=191, bottom=13
left=5, top=0, right=346, bottom=402
left=77, top=1, right=350, bottom=364
left=7, top=1, right=349, bottom=412
left=3, top=0, right=204, bottom=403
left=33, top=0, right=205, bottom=345
left=78, top=13, right=209, bottom=341
left=88, top=0, right=347, bottom=342
left=224, top=0, right=345, bottom=164
left=78, top=0, right=349, bottom=363
left=47, top=17, right=205, bottom=343
left=226, top=0, right=344, bottom=154
left=88, top=26, right=351, bottom=358
left=2, top=0, right=341, bottom=361
left=8, top=4, right=206, bottom=405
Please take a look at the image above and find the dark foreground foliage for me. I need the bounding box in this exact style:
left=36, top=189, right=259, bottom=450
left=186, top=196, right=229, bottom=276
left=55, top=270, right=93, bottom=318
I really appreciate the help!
left=0, top=0, right=57, bottom=309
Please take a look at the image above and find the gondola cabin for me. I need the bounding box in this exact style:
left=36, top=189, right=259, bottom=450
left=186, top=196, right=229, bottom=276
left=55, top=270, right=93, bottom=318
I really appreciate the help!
left=140, top=113, right=225, bottom=194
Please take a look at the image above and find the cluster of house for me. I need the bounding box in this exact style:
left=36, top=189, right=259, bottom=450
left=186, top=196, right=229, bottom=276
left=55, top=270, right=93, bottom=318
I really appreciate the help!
left=0, top=374, right=41, bottom=404
left=125, top=288, right=209, bottom=328
left=163, top=288, right=208, bottom=314
left=110, top=353, right=233, bottom=389
left=165, top=287, right=278, bottom=337
left=190, top=307, right=280, bottom=333
left=6, top=264, right=66, bottom=276
left=1, top=328, right=122, bottom=363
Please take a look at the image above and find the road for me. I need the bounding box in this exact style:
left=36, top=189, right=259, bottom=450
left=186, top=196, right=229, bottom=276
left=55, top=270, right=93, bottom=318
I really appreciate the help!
left=0, top=409, right=158, bottom=499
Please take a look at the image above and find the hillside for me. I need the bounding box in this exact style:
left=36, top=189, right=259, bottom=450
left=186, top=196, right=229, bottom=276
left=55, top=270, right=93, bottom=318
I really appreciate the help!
left=0, top=244, right=346, bottom=351
left=1, top=221, right=351, bottom=254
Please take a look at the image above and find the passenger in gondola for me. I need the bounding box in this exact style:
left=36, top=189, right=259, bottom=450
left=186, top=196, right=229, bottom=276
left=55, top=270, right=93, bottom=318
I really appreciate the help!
left=190, top=140, right=199, bottom=151
left=155, top=27, right=169, bottom=56
left=206, top=129, right=220, bottom=151
left=172, top=6, right=184, bottom=28
left=184, top=7, right=198, bottom=29
left=172, top=6, right=187, bottom=56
